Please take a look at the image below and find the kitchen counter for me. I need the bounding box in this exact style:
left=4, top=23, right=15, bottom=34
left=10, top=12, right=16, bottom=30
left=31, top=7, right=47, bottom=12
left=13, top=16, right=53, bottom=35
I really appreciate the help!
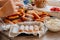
left=0, top=31, right=60, bottom=40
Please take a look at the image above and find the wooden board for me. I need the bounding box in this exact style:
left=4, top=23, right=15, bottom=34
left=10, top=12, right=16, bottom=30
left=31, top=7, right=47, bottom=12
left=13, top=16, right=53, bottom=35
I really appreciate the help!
left=0, top=0, right=16, bottom=17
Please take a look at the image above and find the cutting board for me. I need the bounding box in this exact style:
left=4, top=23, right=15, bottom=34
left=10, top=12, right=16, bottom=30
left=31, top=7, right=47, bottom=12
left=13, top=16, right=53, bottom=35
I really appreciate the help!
left=0, top=0, right=16, bottom=17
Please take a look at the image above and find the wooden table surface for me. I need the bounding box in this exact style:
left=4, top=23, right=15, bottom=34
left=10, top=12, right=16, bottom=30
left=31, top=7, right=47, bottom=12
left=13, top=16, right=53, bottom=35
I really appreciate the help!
left=0, top=31, right=60, bottom=40
left=13, top=31, right=60, bottom=40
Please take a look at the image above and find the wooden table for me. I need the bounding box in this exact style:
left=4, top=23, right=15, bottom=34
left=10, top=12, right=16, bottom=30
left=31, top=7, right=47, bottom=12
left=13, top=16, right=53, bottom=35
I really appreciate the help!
left=0, top=31, right=60, bottom=40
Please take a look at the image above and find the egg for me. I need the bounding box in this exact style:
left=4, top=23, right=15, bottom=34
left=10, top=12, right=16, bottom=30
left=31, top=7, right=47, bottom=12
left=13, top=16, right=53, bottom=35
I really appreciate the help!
left=19, top=25, right=24, bottom=32
left=34, top=25, right=39, bottom=32
left=24, top=25, right=29, bottom=32
left=29, top=25, right=33, bottom=32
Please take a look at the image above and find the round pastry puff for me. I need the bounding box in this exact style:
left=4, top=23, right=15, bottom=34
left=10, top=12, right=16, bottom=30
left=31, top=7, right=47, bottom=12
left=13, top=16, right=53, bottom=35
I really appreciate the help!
left=44, top=17, right=60, bottom=32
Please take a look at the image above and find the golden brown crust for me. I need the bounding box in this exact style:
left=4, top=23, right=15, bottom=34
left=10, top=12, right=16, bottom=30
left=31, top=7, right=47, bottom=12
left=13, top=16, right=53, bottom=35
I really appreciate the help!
left=3, top=7, right=50, bottom=24
left=8, top=15, right=19, bottom=19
